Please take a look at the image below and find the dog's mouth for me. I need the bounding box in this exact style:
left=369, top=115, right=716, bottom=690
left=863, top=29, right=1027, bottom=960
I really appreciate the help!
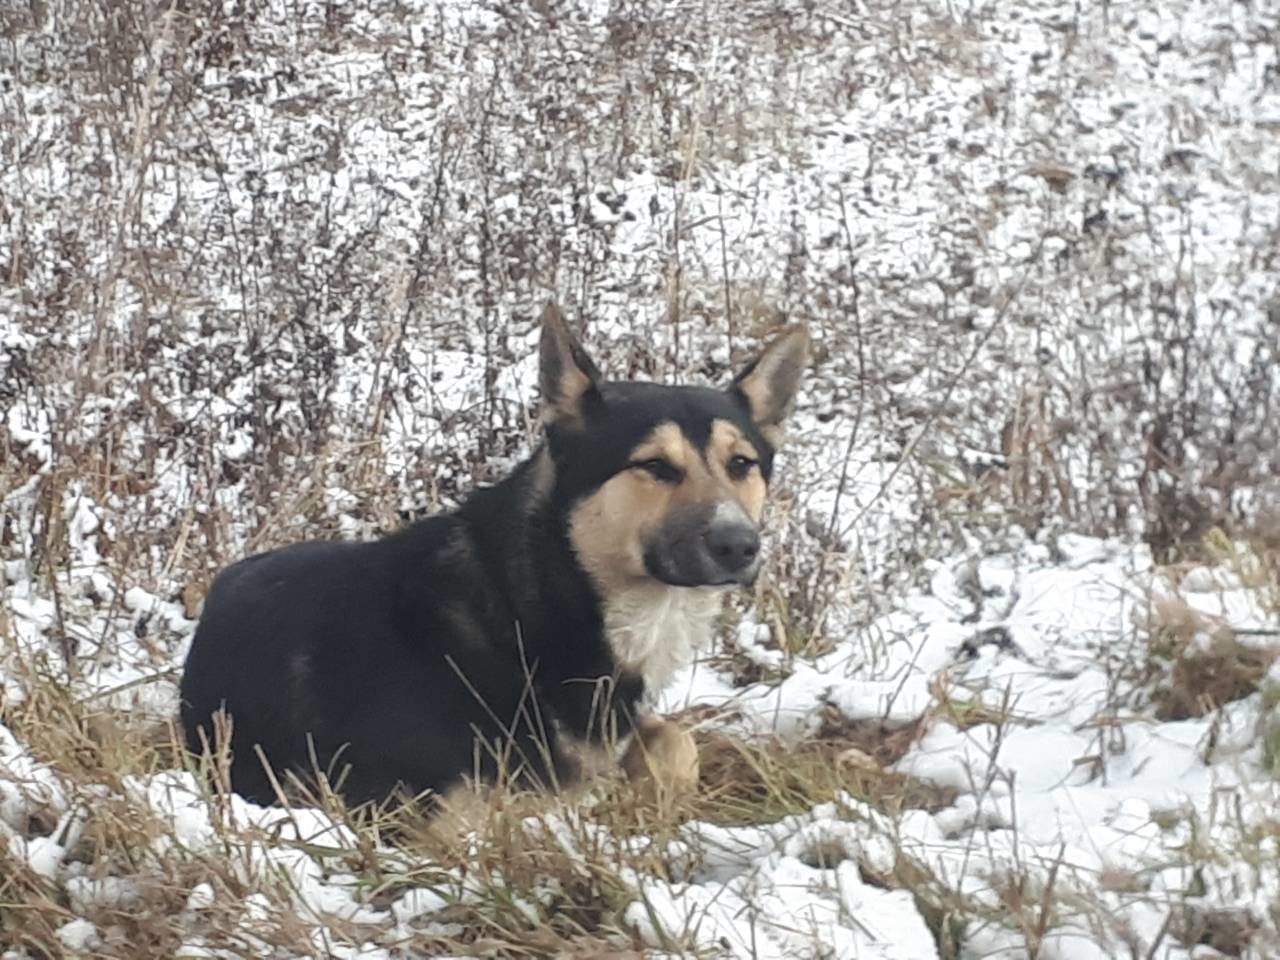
left=645, top=562, right=758, bottom=589
left=642, top=538, right=762, bottom=589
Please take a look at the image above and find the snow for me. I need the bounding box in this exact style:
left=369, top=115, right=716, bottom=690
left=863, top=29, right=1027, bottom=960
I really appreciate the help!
left=54, top=918, right=101, bottom=952
left=628, top=853, right=937, bottom=960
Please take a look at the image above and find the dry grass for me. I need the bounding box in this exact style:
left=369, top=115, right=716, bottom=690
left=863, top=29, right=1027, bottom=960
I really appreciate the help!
left=1138, top=535, right=1280, bottom=722
left=692, top=724, right=955, bottom=828
left=0, top=586, right=991, bottom=957
left=0, top=650, right=969, bottom=957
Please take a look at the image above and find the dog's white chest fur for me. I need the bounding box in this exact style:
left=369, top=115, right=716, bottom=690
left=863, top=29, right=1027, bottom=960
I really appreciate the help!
left=603, top=585, right=725, bottom=694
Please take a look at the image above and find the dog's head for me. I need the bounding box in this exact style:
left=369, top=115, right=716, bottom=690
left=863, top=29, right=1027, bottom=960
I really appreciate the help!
left=538, top=304, right=809, bottom=594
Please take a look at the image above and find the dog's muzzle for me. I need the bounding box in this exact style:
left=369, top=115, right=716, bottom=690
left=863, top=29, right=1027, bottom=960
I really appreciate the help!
left=644, top=502, right=762, bottom=588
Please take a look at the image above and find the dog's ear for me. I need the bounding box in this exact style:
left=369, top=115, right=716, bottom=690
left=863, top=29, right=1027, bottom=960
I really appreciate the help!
left=730, top=324, right=810, bottom=444
left=539, top=301, right=602, bottom=426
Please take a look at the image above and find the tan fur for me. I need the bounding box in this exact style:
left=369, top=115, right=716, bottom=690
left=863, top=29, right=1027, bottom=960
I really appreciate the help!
left=732, top=324, right=810, bottom=445
left=567, top=471, right=666, bottom=590
left=539, top=303, right=600, bottom=428
left=621, top=715, right=700, bottom=805
left=707, top=420, right=766, bottom=520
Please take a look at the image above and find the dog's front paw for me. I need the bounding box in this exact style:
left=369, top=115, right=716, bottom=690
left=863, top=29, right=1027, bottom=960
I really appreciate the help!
left=621, top=715, right=699, bottom=805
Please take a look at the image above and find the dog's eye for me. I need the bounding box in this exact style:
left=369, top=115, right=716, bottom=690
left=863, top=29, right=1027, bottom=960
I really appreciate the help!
left=727, top=455, right=757, bottom=480
left=633, top=459, right=683, bottom=483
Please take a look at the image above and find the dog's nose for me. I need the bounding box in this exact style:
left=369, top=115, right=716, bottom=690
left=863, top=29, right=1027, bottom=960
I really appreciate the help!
left=705, top=522, right=760, bottom=573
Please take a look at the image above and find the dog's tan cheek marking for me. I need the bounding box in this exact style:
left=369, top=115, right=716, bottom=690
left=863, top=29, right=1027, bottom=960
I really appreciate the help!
left=568, top=480, right=648, bottom=590
left=569, top=424, right=687, bottom=592
left=737, top=474, right=767, bottom=521
left=709, top=419, right=767, bottom=521
left=630, top=422, right=691, bottom=470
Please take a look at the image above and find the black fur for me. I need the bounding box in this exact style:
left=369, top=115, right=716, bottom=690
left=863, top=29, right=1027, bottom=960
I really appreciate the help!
left=179, top=378, right=775, bottom=809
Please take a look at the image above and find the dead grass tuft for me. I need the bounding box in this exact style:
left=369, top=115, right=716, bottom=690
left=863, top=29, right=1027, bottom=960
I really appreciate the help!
left=1141, top=539, right=1280, bottom=722
left=1173, top=904, right=1260, bottom=957
left=692, top=725, right=955, bottom=827
left=1158, top=634, right=1276, bottom=722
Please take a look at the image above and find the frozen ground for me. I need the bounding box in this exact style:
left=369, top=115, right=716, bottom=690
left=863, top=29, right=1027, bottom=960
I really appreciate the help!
left=3, top=0, right=1279, bottom=957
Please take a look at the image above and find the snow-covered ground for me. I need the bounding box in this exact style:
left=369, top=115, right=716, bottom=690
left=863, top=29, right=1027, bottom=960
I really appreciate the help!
left=654, top=535, right=1280, bottom=958
left=3, top=0, right=1279, bottom=957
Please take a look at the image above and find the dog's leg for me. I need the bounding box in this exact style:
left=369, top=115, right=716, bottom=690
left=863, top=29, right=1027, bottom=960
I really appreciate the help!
left=553, top=665, right=644, bottom=750
left=621, top=715, right=700, bottom=806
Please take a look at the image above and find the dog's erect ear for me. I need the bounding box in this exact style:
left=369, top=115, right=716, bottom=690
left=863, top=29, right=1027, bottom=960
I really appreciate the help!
left=730, top=324, right=810, bottom=443
left=539, top=302, right=602, bottom=426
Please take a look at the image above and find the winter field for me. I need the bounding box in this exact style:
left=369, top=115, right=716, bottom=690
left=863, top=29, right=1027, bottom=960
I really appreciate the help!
left=3, top=0, right=1280, bottom=957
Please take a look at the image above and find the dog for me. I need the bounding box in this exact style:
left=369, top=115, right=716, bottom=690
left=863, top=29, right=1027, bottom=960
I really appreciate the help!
left=178, top=304, right=809, bottom=810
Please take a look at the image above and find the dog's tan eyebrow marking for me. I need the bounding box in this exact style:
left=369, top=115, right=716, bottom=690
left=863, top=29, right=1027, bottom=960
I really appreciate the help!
left=708, top=420, right=760, bottom=464
left=629, top=422, right=691, bottom=468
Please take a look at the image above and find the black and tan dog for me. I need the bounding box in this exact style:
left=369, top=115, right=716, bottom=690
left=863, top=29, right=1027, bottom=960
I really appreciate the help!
left=179, top=305, right=808, bottom=809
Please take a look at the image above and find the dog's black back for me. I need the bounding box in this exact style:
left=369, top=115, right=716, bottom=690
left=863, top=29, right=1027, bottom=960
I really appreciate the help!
left=179, top=307, right=808, bottom=808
